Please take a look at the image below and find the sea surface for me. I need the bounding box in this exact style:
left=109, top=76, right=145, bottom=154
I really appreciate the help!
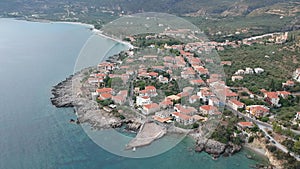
left=0, top=18, right=264, bottom=169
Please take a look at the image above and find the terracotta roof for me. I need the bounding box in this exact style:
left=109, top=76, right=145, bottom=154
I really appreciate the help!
left=148, top=72, right=159, bottom=77
left=277, top=91, right=291, bottom=96
left=172, top=112, right=192, bottom=121
left=229, top=99, right=244, bottom=107
left=200, top=105, right=217, bottom=111
left=160, top=100, right=173, bottom=106
left=251, top=106, right=269, bottom=112
left=143, top=103, right=159, bottom=110
left=145, top=86, right=156, bottom=91
left=153, top=116, right=172, bottom=123
left=112, top=95, right=125, bottom=102
left=141, top=96, right=150, bottom=99
left=238, top=122, right=253, bottom=127
left=96, top=88, right=113, bottom=94
left=99, top=93, right=112, bottom=100
left=266, top=92, right=279, bottom=99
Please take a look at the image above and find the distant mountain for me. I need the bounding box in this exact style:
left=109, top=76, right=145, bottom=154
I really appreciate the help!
left=1, top=0, right=299, bottom=16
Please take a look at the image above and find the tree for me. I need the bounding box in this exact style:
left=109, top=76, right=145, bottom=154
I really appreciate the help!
left=248, top=136, right=254, bottom=143
left=192, top=123, right=199, bottom=129
left=293, top=140, right=300, bottom=155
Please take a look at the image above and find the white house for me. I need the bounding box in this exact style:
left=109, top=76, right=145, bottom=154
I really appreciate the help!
left=227, top=99, right=245, bottom=111
left=293, top=68, right=300, bottom=82
left=295, top=112, right=300, bottom=120
left=254, top=68, right=264, bottom=74
left=231, top=76, right=243, bottom=82
left=245, top=67, right=254, bottom=74
left=136, top=96, right=151, bottom=106
left=143, top=103, right=160, bottom=115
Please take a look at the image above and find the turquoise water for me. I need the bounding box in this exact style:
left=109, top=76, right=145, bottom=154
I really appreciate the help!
left=0, top=18, right=260, bottom=169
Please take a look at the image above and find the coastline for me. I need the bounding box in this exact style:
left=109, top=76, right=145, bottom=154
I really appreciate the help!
left=42, top=18, right=270, bottom=163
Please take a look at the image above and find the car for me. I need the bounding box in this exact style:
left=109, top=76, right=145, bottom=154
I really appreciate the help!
left=271, top=140, right=276, bottom=144
left=265, top=136, right=270, bottom=140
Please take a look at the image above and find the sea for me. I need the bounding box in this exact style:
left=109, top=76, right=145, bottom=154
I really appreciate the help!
left=0, top=18, right=265, bottom=169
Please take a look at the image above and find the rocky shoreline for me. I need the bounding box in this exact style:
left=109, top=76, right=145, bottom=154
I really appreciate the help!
left=50, top=68, right=244, bottom=158
left=190, top=133, right=242, bottom=159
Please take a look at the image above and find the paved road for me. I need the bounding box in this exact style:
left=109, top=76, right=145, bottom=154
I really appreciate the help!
left=225, top=105, right=300, bottom=161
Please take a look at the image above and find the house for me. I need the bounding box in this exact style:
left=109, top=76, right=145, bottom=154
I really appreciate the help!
left=293, top=68, right=300, bottom=82
left=228, top=99, right=245, bottom=111
left=295, top=112, right=300, bottom=120
left=145, top=86, right=157, bottom=96
left=254, top=68, right=264, bottom=74
left=237, top=122, right=253, bottom=129
left=220, top=61, right=232, bottom=66
left=166, top=95, right=181, bottom=101
left=234, top=69, right=245, bottom=75
left=190, top=79, right=205, bottom=86
left=96, top=87, right=113, bottom=95
left=112, top=95, right=126, bottom=105
left=148, top=72, right=159, bottom=78
left=264, top=92, right=280, bottom=106
left=98, top=93, right=112, bottom=100
left=225, top=90, right=239, bottom=100
left=139, top=86, right=157, bottom=97
left=136, top=96, right=151, bottom=106
left=171, top=112, right=194, bottom=125
left=153, top=111, right=173, bottom=123
left=282, top=80, right=295, bottom=88
left=197, top=87, right=212, bottom=102
left=208, top=97, right=220, bottom=106
left=194, top=66, right=209, bottom=75
left=174, top=104, right=197, bottom=115
left=189, top=95, right=200, bottom=104
left=158, top=75, right=168, bottom=84
left=98, top=62, right=115, bottom=72
left=155, top=111, right=172, bottom=119
left=246, top=105, right=269, bottom=118
left=181, top=68, right=196, bottom=79
left=231, top=76, right=243, bottom=82
left=277, top=91, right=291, bottom=99
left=245, top=67, right=254, bottom=74
left=159, top=99, right=173, bottom=109
left=143, top=103, right=160, bottom=115
left=199, top=105, right=217, bottom=115
left=88, top=78, right=103, bottom=85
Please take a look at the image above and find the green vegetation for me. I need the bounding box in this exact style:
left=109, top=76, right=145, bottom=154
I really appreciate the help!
left=211, top=113, right=243, bottom=145
left=266, top=145, right=300, bottom=169
left=129, top=34, right=182, bottom=48
left=220, top=42, right=300, bottom=92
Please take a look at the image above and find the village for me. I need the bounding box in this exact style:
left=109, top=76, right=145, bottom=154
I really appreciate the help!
left=78, top=30, right=300, bottom=162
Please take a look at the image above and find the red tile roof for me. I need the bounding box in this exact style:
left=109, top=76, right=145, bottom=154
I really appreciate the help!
left=143, top=103, right=159, bottom=110
left=99, top=93, right=112, bottom=100
left=266, top=92, right=279, bottom=99
left=145, top=86, right=156, bottom=91
left=200, top=105, right=217, bottom=111
left=229, top=99, right=244, bottom=107
left=96, top=88, right=113, bottom=94
left=238, top=122, right=253, bottom=127
left=172, top=112, right=192, bottom=121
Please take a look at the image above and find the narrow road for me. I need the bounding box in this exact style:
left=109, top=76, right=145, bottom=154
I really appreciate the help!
left=225, top=104, right=300, bottom=161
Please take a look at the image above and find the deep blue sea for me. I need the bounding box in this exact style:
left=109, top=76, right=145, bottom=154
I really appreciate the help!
left=0, top=18, right=263, bottom=169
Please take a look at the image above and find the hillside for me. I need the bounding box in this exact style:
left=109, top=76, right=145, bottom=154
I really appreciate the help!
left=1, top=0, right=300, bottom=38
